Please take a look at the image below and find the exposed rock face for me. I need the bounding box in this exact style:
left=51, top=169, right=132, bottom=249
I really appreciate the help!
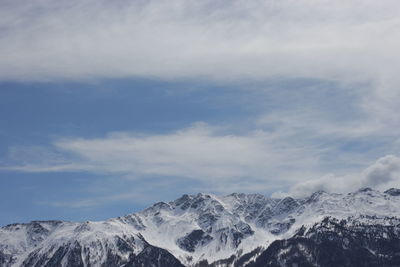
left=0, top=220, right=182, bottom=267
left=385, top=188, right=400, bottom=196
left=246, top=216, right=400, bottom=267
left=1, top=188, right=400, bottom=267
left=125, top=246, right=185, bottom=267
left=177, top=230, right=213, bottom=252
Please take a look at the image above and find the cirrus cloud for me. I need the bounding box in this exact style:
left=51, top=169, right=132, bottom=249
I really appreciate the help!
left=0, top=0, right=399, bottom=85
left=0, top=123, right=323, bottom=193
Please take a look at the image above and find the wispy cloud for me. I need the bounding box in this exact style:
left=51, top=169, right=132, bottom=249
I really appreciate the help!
left=5, top=115, right=399, bottom=196
left=2, top=0, right=399, bottom=143
left=1, top=0, right=400, bottom=204
left=40, top=192, right=151, bottom=209
left=0, top=122, right=325, bottom=193
left=0, top=0, right=399, bottom=86
left=2, top=120, right=399, bottom=199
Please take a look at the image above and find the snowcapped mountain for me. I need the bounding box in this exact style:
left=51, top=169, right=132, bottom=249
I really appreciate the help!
left=1, top=188, right=400, bottom=267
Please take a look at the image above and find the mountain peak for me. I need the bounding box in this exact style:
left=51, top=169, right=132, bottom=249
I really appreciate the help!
left=384, top=188, right=400, bottom=196
left=357, top=187, right=374, bottom=193
left=2, top=188, right=400, bottom=267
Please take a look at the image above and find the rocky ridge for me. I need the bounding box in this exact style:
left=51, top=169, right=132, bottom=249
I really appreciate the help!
left=1, top=188, right=400, bottom=266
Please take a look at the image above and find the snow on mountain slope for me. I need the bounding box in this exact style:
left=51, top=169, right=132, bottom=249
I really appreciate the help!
left=0, top=219, right=182, bottom=267
left=1, top=188, right=400, bottom=267
left=125, top=188, right=400, bottom=265
left=247, top=215, right=400, bottom=267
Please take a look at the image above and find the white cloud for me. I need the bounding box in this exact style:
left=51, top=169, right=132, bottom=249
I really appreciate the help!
left=0, top=123, right=324, bottom=193
left=2, top=0, right=399, bottom=140
left=0, top=0, right=399, bottom=85
left=41, top=192, right=151, bottom=208
left=2, top=0, right=400, bottom=198
left=2, top=123, right=399, bottom=197
left=2, top=0, right=399, bottom=142
left=283, top=155, right=400, bottom=197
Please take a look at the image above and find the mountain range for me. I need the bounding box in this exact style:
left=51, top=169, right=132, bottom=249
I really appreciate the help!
left=1, top=187, right=400, bottom=267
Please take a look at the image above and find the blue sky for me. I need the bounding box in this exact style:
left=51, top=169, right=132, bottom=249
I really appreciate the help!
left=1, top=0, right=400, bottom=226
